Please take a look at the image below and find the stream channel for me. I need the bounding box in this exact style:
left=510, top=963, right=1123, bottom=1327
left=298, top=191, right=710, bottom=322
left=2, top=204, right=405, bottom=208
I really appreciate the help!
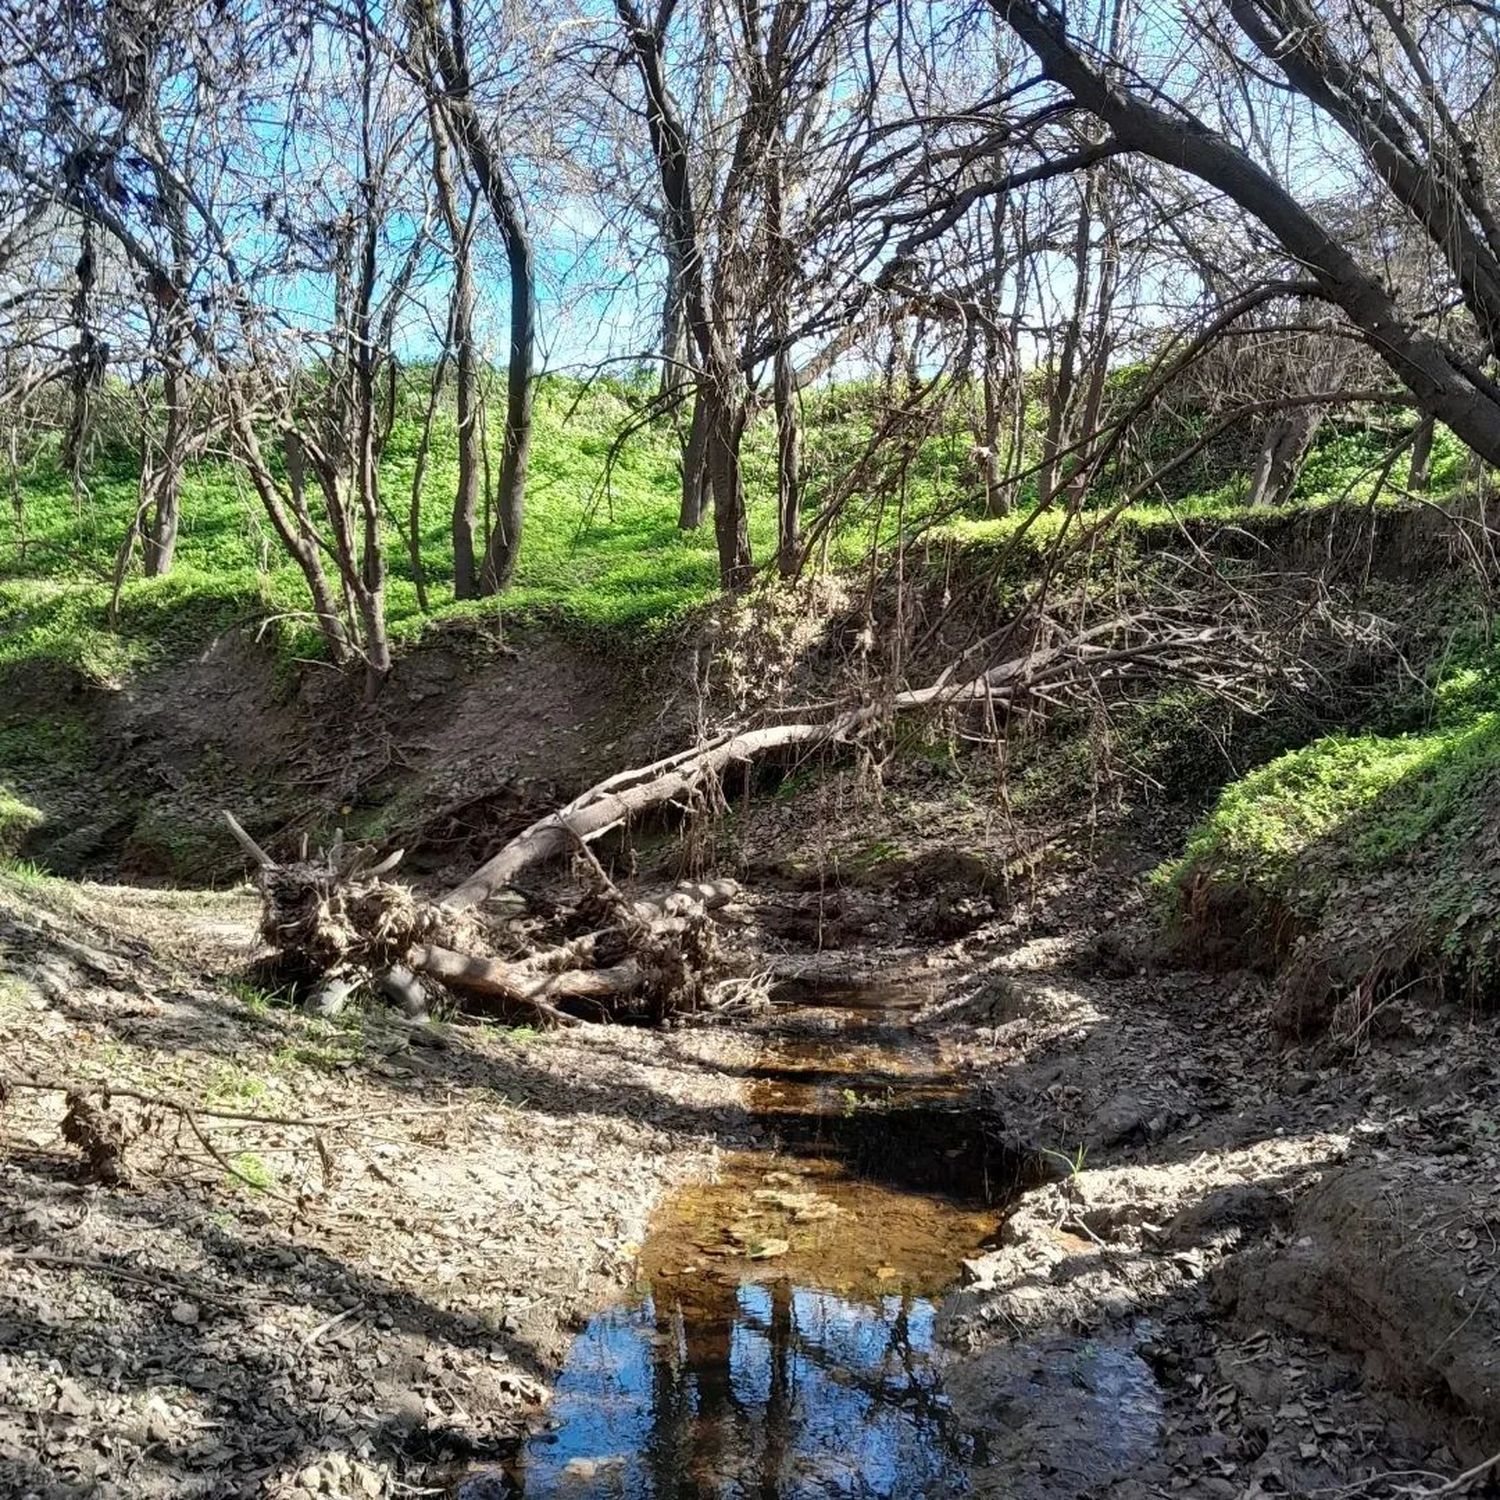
left=463, top=989, right=1030, bottom=1497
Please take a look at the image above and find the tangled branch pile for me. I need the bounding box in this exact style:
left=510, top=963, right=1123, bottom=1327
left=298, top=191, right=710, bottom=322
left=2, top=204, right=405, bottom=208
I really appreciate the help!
left=235, top=593, right=1306, bottom=1027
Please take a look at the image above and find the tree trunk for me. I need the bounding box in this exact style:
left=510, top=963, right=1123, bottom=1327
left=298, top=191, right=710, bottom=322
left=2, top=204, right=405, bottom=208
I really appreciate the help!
left=414, top=3, right=535, bottom=596
left=660, top=235, right=690, bottom=402
left=613, top=0, right=752, bottom=585
left=769, top=139, right=800, bottom=578
left=432, top=111, right=484, bottom=602
left=774, top=345, right=801, bottom=577
left=1408, top=417, right=1434, bottom=492
left=143, top=355, right=184, bottom=576
left=1247, top=405, right=1322, bottom=506
left=662, top=239, right=709, bottom=530
left=704, top=383, right=753, bottom=592
left=679, top=390, right=710, bottom=529
left=451, top=277, right=481, bottom=597
left=231, top=410, right=351, bottom=664
left=406, top=353, right=448, bottom=614
left=980, top=333, right=1009, bottom=516
left=480, top=232, right=532, bottom=593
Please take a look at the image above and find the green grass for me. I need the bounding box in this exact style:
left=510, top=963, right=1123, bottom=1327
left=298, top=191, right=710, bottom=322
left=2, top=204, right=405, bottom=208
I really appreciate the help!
left=0, top=376, right=973, bottom=680
left=1158, top=627, right=1500, bottom=990
left=0, top=853, right=50, bottom=886
left=0, top=787, right=42, bottom=853
left=4, top=373, right=1486, bottom=687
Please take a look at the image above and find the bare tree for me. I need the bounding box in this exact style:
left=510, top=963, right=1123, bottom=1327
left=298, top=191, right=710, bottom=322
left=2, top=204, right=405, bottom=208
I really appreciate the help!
left=994, top=0, right=1500, bottom=469
left=406, top=0, right=536, bottom=594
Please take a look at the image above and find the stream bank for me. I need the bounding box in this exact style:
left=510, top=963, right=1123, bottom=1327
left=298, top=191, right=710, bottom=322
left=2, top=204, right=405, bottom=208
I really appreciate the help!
left=3, top=836, right=1499, bottom=1499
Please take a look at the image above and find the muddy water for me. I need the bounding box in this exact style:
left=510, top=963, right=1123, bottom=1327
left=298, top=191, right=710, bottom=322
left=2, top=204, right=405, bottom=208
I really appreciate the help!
left=501, top=1001, right=1010, bottom=1498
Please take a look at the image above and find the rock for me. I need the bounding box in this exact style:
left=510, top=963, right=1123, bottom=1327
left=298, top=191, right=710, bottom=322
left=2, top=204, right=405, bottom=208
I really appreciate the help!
left=1220, top=1164, right=1500, bottom=1460
left=381, top=1390, right=426, bottom=1433
left=170, top=1301, right=200, bottom=1326
left=54, top=1379, right=93, bottom=1418
left=1088, top=1091, right=1153, bottom=1148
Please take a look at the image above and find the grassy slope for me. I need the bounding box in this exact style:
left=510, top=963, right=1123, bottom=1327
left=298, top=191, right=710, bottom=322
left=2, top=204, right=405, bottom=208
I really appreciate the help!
left=0, top=377, right=979, bottom=683
left=1158, top=625, right=1500, bottom=1005
left=4, top=374, right=1496, bottom=971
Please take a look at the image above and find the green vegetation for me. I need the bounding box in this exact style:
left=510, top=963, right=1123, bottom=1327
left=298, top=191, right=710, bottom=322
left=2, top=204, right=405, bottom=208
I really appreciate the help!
left=228, top=1151, right=276, bottom=1193
left=0, top=854, right=50, bottom=888
left=0, top=376, right=974, bottom=682
left=0, top=787, right=42, bottom=853
left=1159, top=631, right=1500, bottom=995
left=3, top=377, right=1474, bottom=688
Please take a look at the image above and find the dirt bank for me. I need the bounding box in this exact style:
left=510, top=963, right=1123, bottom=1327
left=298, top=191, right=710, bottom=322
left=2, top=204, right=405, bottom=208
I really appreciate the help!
left=5, top=812, right=1499, bottom=1498
left=927, top=850, right=1500, bottom=1497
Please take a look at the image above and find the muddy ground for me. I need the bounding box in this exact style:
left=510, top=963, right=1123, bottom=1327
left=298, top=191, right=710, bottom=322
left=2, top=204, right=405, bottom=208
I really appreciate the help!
left=3, top=788, right=1499, bottom=1498
left=0, top=875, right=755, bottom=1497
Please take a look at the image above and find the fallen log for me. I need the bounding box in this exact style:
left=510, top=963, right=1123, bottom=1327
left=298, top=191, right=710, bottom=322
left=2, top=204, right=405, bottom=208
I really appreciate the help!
left=409, top=944, right=646, bottom=1025
left=440, top=620, right=1227, bottom=911
left=230, top=605, right=1240, bottom=1028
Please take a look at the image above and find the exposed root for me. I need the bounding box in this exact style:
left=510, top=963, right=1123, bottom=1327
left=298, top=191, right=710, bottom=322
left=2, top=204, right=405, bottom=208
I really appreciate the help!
left=258, top=864, right=459, bottom=972
left=239, top=823, right=742, bottom=1027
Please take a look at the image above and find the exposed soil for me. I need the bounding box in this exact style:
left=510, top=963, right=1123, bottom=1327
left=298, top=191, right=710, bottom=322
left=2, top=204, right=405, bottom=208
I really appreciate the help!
left=0, top=876, right=752, bottom=1497
left=926, top=850, right=1500, bottom=1497
left=4, top=620, right=676, bottom=883
left=6, top=810, right=1500, bottom=1497
left=5, top=568, right=1500, bottom=1498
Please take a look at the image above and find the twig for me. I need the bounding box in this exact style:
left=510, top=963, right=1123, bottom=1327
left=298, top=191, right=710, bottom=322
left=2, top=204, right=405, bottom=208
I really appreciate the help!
left=1, top=1249, right=251, bottom=1308
left=220, top=810, right=275, bottom=870
left=180, top=1105, right=299, bottom=1205
left=302, top=1302, right=365, bottom=1347
left=1406, top=1448, right=1500, bottom=1496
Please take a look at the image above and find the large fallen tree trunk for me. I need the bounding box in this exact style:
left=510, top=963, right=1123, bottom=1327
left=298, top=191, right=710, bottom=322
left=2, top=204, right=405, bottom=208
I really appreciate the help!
left=441, top=617, right=1227, bottom=910
left=232, top=812, right=749, bottom=1025
left=234, top=607, right=1243, bottom=1025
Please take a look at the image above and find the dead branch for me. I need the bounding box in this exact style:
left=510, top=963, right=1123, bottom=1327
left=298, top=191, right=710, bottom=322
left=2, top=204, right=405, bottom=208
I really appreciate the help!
left=408, top=944, right=640, bottom=1024
left=2, top=1075, right=467, bottom=1128
left=440, top=619, right=1230, bottom=911
left=229, top=607, right=1246, bottom=1029
left=220, top=810, right=274, bottom=870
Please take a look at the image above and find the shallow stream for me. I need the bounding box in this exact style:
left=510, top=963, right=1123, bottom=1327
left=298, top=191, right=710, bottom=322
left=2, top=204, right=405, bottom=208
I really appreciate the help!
left=463, top=998, right=1020, bottom=1497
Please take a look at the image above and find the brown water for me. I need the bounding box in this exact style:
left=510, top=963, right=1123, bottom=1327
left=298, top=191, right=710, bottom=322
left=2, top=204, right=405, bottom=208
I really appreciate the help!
left=464, top=1002, right=1019, bottom=1498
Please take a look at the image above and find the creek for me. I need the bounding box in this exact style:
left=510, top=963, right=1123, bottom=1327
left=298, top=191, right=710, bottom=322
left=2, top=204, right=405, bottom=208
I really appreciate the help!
left=470, top=992, right=1017, bottom=1497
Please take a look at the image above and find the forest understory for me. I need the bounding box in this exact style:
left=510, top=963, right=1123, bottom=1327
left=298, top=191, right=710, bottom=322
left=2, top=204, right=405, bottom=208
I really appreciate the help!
left=3, top=504, right=1499, bottom=1499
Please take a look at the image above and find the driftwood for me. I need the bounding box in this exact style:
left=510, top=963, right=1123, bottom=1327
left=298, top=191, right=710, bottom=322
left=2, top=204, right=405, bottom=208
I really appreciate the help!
left=232, top=609, right=1237, bottom=1026
left=234, top=812, right=741, bottom=1025
left=440, top=619, right=1225, bottom=910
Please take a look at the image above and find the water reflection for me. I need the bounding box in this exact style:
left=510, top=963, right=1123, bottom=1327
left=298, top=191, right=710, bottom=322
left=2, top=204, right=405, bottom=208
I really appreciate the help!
left=516, top=1280, right=970, bottom=1497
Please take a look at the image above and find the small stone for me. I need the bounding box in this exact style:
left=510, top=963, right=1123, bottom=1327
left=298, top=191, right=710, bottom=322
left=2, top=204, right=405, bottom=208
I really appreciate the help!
left=300, top=1463, right=323, bottom=1490
left=384, top=1391, right=425, bottom=1432
left=170, top=1301, right=200, bottom=1326
left=55, top=1379, right=94, bottom=1418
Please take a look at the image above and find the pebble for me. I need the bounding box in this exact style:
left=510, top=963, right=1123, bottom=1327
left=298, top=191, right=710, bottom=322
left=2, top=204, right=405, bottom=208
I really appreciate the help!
left=170, top=1301, right=200, bottom=1326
